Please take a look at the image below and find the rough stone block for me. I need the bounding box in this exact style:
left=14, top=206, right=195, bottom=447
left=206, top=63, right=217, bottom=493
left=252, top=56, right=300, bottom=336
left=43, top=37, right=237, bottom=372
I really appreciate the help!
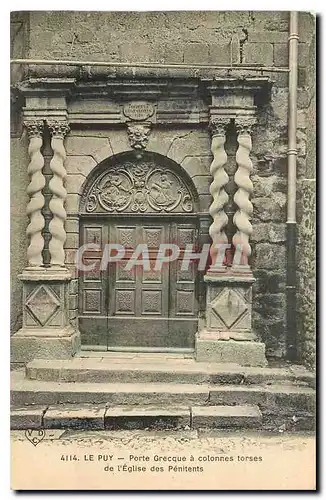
left=209, top=386, right=266, bottom=406
left=104, top=406, right=190, bottom=430
left=252, top=196, right=286, bottom=222
left=65, top=218, right=79, bottom=234
left=266, top=386, right=316, bottom=413
left=195, top=337, right=267, bottom=367
left=253, top=270, right=286, bottom=294
left=243, top=42, right=273, bottom=65
left=66, top=137, right=110, bottom=158
left=44, top=405, right=105, bottom=429
left=11, top=330, right=81, bottom=363
left=65, top=155, right=96, bottom=177
left=11, top=407, right=46, bottom=429
left=147, top=130, right=176, bottom=156
left=251, top=223, right=286, bottom=243
left=248, top=30, right=288, bottom=43
left=274, top=43, right=288, bottom=66
left=184, top=43, right=209, bottom=64
left=167, top=131, right=210, bottom=165
left=107, top=130, right=132, bottom=155
left=208, top=43, right=231, bottom=64
left=199, top=194, right=212, bottom=212
left=254, top=243, right=286, bottom=270
left=181, top=156, right=211, bottom=177
left=65, top=232, right=79, bottom=249
left=119, top=42, right=158, bottom=63
left=191, top=175, right=211, bottom=196
left=65, top=174, right=86, bottom=196
left=69, top=294, right=78, bottom=310
left=66, top=194, right=80, bottom=214
left=191, top=405, right=262, bottom=429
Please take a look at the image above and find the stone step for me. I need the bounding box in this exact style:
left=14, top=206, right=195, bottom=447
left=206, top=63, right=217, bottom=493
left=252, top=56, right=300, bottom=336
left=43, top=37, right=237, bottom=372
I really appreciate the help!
left=11, top=369, right=315, bottom=413
left=11, top=404, right=263, bottom=431
left=25, top=357, right=315, bottom=387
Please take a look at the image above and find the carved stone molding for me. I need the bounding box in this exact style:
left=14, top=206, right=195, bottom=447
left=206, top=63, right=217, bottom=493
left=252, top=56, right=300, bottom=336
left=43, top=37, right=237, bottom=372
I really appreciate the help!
left=24, top=119, right=46, bottom=267
left=127, top=122, right=151, bottom=153
left=47, top=120, right=70, bottom=267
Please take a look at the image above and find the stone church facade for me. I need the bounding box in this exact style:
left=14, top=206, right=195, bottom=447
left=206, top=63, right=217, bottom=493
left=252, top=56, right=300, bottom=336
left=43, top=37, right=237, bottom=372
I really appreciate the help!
left=10, top=11, right=316, bottom=430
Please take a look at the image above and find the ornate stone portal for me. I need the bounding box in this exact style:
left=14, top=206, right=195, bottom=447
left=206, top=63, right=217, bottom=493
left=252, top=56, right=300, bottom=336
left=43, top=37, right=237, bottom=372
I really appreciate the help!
left=11, top=77, right=269, bottom=366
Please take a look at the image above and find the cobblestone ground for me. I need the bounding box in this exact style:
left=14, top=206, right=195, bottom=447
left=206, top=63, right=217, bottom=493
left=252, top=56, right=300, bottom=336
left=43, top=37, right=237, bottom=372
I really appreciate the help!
left=11, top=429, right=316, bottom=490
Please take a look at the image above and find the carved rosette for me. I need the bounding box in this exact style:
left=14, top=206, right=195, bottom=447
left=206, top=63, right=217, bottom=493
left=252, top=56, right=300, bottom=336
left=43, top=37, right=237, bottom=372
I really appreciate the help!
left=127, top=122, right=151, bottom=156
left=233, top=117, right=256, bottom=268
left=24, top=120, right=45, bottom=267
left=47, top=120, right=70, bottom=267
left=207, top=118, right=230, bottom=270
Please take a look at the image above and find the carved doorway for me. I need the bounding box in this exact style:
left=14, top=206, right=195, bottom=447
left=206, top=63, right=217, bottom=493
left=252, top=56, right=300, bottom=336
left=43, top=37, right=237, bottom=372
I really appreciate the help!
left=78, top=153, right=200, bottom=351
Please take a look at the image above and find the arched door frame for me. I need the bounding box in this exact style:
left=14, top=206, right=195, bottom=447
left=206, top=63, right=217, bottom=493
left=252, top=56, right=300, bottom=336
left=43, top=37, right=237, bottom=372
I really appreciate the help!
left=77, top=151, right=204, bottom=351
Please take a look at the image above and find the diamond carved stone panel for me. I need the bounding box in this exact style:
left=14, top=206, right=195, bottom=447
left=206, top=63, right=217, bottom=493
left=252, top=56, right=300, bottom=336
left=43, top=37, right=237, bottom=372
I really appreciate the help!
left=25, top=285, right=61, bottom=327
left=211, top=288, right=248, bottom=329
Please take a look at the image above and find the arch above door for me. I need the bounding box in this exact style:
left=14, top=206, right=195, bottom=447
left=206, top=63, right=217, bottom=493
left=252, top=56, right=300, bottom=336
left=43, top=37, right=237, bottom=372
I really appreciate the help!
left=79, top=151, right=200, bottom=216
left=78, top=151, right=201, bottom=350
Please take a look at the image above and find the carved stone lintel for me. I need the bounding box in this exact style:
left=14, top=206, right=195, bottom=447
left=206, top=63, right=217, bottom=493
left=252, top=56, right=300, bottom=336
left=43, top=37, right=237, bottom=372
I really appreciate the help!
left=127, top=122, right=151, bottom=151
left=24, top=120, right=46, bottom=267
left=47, top=120, right=70, bottom=267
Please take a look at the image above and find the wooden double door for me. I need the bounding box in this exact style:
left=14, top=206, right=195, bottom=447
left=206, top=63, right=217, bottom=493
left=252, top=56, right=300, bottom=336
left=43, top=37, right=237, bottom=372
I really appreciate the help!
left=79, top=216, right=199, bottom=350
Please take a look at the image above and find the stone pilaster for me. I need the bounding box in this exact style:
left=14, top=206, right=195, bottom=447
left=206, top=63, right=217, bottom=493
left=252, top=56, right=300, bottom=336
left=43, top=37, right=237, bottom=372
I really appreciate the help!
left=11, top=269, right=80, bottom=364
left=11, top=114, right=80, bottom=364
left=196, top=94, right=266, bottom=367
left=24, top=120, right=46, bottom=268
left=47, top=120, right=70, bottom=267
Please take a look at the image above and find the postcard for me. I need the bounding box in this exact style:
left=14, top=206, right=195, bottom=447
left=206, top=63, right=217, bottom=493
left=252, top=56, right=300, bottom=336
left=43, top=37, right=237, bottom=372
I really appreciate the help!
left=10, top=10, right=316, bottom=491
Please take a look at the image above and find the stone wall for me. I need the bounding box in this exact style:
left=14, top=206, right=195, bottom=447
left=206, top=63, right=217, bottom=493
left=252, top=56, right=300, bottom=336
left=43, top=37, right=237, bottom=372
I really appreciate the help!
left=296, top=21, right=316, bottom=370
left=10, top=11, right=316, bottom=363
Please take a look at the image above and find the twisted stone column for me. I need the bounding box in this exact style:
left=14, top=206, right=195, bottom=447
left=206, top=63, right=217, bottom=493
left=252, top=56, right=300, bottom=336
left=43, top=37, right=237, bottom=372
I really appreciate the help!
left=25, top=120, right=45, bottom=267
left=207, top=118, right=230, bottom=270
left=48, top=120, right=70, bottom=267
left=233, top=117, right=255, bottom=269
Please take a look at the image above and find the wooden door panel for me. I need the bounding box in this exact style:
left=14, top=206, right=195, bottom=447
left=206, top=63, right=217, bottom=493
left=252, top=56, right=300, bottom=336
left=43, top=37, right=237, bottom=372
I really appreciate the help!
left=79, top=217, right=199, bottom=349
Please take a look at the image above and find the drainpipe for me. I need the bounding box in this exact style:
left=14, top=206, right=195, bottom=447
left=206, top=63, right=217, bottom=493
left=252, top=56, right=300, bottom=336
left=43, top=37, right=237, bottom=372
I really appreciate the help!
left=286, top=12, right=299, bottom=361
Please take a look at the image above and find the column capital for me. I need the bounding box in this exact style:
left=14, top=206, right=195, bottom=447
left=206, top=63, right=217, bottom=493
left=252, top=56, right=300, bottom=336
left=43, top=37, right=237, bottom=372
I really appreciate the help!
left=208, top=117, right=230, bottom=137
left=47, top=120, right=70, bottom=139
left=235, top=116, right=256, bottom=135
left=24, top=120, right=44, bottom=139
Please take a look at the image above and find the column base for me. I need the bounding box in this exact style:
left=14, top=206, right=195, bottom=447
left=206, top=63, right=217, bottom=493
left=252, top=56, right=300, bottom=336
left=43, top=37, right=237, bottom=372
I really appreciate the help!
left=195, top=330, right=267, bottom=367
left=11, top=326, right=81, bottom=364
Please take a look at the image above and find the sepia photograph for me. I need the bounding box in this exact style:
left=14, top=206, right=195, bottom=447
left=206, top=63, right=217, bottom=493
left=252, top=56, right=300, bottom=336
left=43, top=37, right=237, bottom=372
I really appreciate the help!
left=9, top=9, right=316, bottom=491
